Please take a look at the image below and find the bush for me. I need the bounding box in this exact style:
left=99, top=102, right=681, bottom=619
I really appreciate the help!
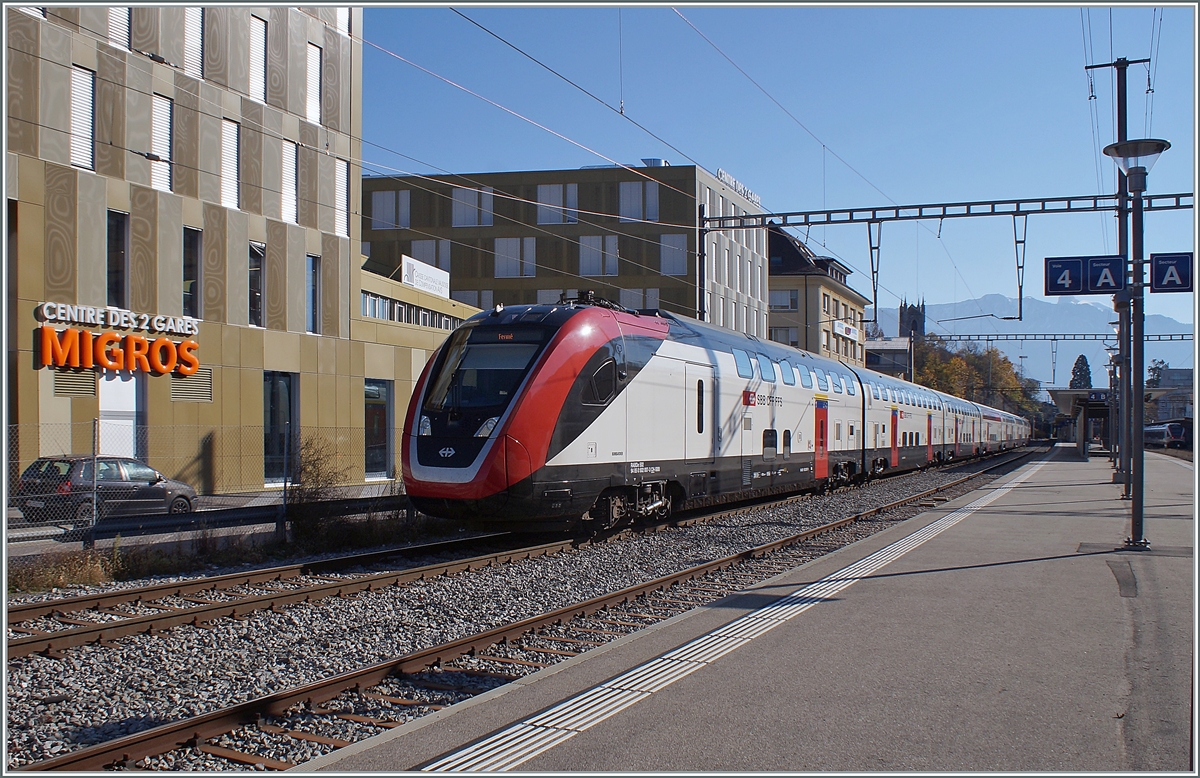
left=285, top=432, right=351, bottom=548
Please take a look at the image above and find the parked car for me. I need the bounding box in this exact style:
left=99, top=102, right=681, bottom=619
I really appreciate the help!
left=15, top=456, right=196, bottom=526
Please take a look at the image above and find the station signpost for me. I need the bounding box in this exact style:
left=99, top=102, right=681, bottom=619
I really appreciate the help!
left=1043, top=255, right=1127, bottom=296
left=1149, top=252, right=1193, bottom=293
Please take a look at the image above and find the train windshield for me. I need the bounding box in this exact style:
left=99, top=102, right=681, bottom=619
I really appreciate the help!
left=422, top=326, right=548, bottom=414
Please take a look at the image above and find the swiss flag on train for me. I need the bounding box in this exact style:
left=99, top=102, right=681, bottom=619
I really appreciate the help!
left=742, top=390, right=756, bottom=406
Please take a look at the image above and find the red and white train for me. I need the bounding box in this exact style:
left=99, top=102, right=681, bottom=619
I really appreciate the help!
left=402, top=298, right=1030, bottom=532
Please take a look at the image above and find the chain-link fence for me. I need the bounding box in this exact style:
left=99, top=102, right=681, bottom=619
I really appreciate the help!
left=7, top=421, right=403, bottom=529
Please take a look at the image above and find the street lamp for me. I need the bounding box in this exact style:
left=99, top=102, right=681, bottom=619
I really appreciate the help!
left=1102, top=138, right=1170, bottom=548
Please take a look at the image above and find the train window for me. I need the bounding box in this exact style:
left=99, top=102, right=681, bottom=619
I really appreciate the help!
left=779, top=359, right=796, bottom=386
left=762, top=429, right=777, bottom=460
left=756, top=354, right=776, bottom=382
left=844, top=376, right=856, bottom=396
left=423, top=331, right=544, bottom=414
left=835, top=421, right=842, bottom=441
left=582, top=360, right=617, bottom=406
left=797, top=364, right=813, bottom=389
left=871, top=383, right=881, bottom=400
left=732, top=348, right=755, bottom=379
left=696, top=380, right=704, bottom=434
left=830, top=373, right=843, bottom=393
left=782, top=429, right=791, bottom=459
left=813, top=367, right=829, bottom=392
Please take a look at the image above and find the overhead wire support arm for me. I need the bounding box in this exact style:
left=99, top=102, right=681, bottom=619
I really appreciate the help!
left=867, top=221, right=882, bottom=324
left=700, top=190, right=1191, bottom=325
left=920, top=332, right=1192, bottom=343
left=700, top=192, right=1193, bottom=232
left=1009, top=214, right=1028, bottom=321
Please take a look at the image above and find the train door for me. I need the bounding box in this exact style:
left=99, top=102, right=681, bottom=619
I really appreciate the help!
left=927, top=414, right=934, bottom=463
left=890, top=408, right=899, bottom=467
left=685, top=364, right=715, bottom=464
left=740, top=412, right=754, bottom=485
left=954, top=416, right=960, bottom=458
left=814, top=398, right=828, bottom=479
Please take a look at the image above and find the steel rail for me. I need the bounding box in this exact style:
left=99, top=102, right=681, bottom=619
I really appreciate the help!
left=17, top=445, right=1042, bottom=771
left=7, top=534, right=511, bottom=621
left=7, top=535, right=577, bottom=659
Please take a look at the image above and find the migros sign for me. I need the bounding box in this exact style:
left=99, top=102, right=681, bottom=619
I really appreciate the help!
left=37, top=302, right=200, bottom=376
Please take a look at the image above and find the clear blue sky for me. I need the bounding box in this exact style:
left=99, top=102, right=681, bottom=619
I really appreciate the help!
left=361, top=5, right=1196, bottom=334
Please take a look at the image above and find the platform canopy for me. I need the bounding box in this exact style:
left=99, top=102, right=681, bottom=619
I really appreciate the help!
left=1046, top=387, right=1172, bottom=417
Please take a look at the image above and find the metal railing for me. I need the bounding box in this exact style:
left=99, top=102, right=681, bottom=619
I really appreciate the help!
left=7, top=422, right=403, bottom=529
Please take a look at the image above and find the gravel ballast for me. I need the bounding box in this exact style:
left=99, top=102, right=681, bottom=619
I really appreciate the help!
left=6, top=465, right=1006, bottom=769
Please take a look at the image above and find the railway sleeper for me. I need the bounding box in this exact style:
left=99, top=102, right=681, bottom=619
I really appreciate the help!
left=196, top=743, right=295, bottom=771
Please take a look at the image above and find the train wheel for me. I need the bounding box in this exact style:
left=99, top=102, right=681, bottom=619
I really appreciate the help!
left=655, top=492, right=673, bottom=521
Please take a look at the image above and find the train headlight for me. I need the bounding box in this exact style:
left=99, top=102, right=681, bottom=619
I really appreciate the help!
left=475, top=417, right=499, bottom=438
left=419, top=416, right=432, bottom=436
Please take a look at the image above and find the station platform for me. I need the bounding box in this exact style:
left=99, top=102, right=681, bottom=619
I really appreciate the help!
left=304, top=444, right=1195, bottom=773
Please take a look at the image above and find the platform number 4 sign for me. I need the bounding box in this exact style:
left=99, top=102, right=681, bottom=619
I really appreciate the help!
left=1045, top=258, right=1084, bottom=295
left=1149, top=253, right=1193, bottom=293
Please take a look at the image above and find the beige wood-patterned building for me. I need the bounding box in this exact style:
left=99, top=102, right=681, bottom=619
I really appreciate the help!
left=6, top=6, right=476, bottom=497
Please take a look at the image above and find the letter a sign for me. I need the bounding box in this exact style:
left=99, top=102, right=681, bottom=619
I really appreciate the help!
left=1150, top=253, right=1193, bottom=293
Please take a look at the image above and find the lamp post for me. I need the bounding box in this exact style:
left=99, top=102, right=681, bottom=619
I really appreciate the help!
left=1102, top=138, right=1171, bottom=548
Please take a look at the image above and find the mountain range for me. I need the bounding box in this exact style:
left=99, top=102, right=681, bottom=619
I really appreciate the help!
left=872, top=294, right=1194, bottom=390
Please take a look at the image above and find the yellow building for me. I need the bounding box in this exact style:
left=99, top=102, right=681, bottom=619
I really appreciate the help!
left=766, top=225, right=870, bottom=366
left=6, top=7, right=476, bottom=500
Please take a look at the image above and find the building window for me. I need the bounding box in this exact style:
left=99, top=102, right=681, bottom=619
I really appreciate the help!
left=619, top=180, right=659, bottom=222
left=335, top=159, right=349, bottom=237
left=372, top=189, right=410, bottom=229
left=364, top=379, right=392, bottom=478
left=660, top=234, right=687, bottom=276
left=107, top=211, right=128, bottom=308
left=150, top=94, right=172, bottom=192
left=370, top=191, right=394, bottom=231
left=70, top=66, right=95, bottom=170
left=306, top=43, right=322, bottom=123
left=248, top=241, right=264, bottom=327
left=108, top=7, right=130, bottom=49
left=452, top=186, right=493, bottom=227
left=411, top=239, right=450, bottom=271
left=221, top=120, right=239, bottom=209
left=770, top=327, right=799, bottom=348
left=282, top=140, right=297, bottom=223
left=249, top=15, right=267, bottom=102
left=822, top=330, right=830, bottom=351
left=263, top=371, right=297, bottom=483
left=18, top=7, right=46, bottom=18
left=495, top=237, right=535, bottom=278
left=769, top=289, right=798, bottom=311
left=619, top=288, right=645, bottom=310
left=536, top=183, right=578, bottom=224
left=305, top=255, right=321, bottom=333
left=726, top=249, right=734, bottom=290
left=183, top=8, right=204, bottom=79
left=182, top=227, right=201, bottom=318
left=580, top=235, right=618, bottom=276
left=336, top=7, right=350, bottom=35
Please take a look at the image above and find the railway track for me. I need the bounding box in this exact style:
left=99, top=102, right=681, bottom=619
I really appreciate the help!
left=12, top=445, right=1044, bottom=771
left=7, top=449, right=1027, bottom=659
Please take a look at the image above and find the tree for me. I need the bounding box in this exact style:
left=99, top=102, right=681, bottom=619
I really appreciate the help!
left=864, top=320, right=886, bottom=340
left=1069, top=355, right=1092, bottom=389
left=1146, top=359, right=1169, bottom=388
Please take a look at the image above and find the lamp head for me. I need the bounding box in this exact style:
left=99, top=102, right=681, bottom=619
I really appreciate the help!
left=1102, top=138, right=1171, bottom=176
